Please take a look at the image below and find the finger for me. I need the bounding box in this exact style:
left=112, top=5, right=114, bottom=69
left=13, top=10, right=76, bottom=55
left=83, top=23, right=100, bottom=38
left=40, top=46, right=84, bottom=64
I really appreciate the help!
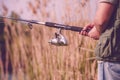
left=82, top=26, right=88, bottom=31
left=80, top=30, right=88, bottom=36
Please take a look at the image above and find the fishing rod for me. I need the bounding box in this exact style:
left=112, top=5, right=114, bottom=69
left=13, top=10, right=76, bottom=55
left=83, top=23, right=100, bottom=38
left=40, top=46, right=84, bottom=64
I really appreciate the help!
left=0, top=16, right=88, bottom=46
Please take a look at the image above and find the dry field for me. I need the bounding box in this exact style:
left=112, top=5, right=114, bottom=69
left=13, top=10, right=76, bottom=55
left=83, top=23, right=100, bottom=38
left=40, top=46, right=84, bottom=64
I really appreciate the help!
left=0, top=0, right=98, bottom=80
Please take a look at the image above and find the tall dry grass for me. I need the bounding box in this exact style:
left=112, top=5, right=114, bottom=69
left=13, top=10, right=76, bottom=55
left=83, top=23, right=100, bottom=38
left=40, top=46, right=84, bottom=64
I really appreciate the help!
left=0, top=0, right=97, bottom=80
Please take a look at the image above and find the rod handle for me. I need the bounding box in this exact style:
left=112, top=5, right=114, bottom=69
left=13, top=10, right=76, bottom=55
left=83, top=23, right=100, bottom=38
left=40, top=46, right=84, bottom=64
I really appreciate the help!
left=45, top=22, right=84, bottom=32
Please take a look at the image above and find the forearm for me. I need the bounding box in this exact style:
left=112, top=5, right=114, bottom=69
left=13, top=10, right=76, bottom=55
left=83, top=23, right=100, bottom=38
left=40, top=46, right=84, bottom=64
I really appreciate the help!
left=93, top=2, right=115, bottom=33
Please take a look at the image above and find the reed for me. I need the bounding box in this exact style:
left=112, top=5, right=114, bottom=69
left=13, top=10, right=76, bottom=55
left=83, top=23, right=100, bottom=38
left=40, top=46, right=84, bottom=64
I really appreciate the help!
left=0, top=0, right=97, bottom=80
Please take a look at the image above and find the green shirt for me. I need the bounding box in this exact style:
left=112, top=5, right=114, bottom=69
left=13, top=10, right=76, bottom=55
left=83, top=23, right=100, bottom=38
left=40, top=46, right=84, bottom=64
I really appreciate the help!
left=95, top=0, right=120, bottom=61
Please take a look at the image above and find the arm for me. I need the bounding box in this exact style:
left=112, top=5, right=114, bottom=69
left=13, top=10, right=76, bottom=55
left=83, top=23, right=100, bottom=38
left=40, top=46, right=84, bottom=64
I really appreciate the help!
left=81, top=1, right=115, bottom=40
left=94, top=2, right=115, bottom=33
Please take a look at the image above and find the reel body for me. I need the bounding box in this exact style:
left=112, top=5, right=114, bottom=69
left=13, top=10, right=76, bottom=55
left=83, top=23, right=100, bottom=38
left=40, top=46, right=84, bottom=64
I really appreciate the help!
left=48, top=29, right=68, bottom=46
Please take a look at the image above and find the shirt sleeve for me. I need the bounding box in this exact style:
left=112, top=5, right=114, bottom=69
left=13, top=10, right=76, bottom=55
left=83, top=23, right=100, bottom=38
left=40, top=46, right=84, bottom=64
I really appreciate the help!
left=99, top=0, right=118, bottom=5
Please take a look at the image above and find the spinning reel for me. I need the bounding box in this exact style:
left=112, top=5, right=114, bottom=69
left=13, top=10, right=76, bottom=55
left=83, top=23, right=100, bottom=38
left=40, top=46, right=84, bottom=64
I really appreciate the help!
left=48, top=29, right=68, bottom=46
left=27, top=23, right=68, bottom=46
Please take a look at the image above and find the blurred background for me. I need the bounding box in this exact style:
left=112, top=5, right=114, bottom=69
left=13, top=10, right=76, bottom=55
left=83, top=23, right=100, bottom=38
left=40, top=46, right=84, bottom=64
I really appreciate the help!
left=0, top=0, right=98, bottom=80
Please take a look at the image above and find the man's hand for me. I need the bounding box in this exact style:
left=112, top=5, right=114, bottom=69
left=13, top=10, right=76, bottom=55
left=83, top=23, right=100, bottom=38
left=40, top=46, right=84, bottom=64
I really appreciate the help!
left=80, top=23, right=100, bottom=40
left=88, top=26, right=100, bottom=40
left=80, top=23, right=94, bottom=36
